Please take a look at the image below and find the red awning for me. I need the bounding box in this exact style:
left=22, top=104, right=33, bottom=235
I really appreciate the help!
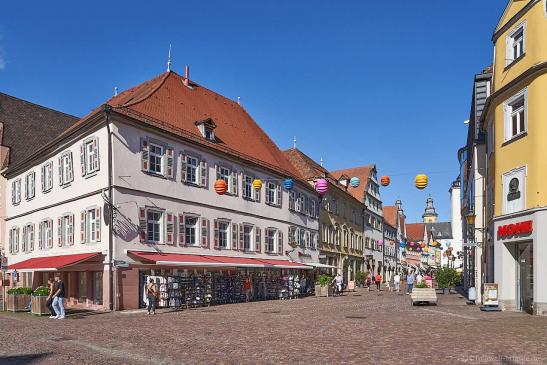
left=8, top=252, right=102, bottom=271
left=128, top=250, right=311, bottom=269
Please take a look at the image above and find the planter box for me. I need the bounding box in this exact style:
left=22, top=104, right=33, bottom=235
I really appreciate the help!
left=7, top=294, right=31, bottom=312
left=315, top=284, right=334, bottom=297
left=410, top=287, right=437, bottom=305
left=31, top=296, right=50, bottom=316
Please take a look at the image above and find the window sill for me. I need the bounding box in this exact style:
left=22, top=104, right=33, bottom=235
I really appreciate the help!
left=504, top=53, right=526, bottom=71
left=502, top=131, right=527, bottom=147
left=242, top=197, right=259, bottom=203
left=42, top=188, right=52, bottom=194
left=84, top=171, right=98, bottom=180
left=61, top=183, right=72, bottom=189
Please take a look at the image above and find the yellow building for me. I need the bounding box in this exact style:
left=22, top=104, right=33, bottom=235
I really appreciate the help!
left=284, top=148, right=364, bottom=283
left=484, top=0, right=547, bottom=315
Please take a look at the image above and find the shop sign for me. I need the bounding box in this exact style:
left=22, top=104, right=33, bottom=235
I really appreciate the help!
left=483, top=283, right=499, bottom=306
left=497, top=220, right=533, bottom=239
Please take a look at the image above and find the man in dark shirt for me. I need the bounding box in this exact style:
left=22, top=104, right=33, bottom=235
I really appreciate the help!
left=52, top=276, right=65, bottom=319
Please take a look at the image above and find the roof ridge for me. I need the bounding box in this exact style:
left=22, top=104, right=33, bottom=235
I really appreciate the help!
left=0, top=92, right=79, bottom=120
left=119, top=71, right=172, bottom=108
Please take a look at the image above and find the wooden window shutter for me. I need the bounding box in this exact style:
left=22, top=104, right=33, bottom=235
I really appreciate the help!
left=68, top=214, right=74, bottom=245
left=47, top=220, right=53, bottom=248
left=80, top=211, right=86, bottom=243
left=80, top=143, right=86, bottom=176
left=215, top=164, right=220, bottom=180
left=166, top=212, right=174, bottom=244
left=165, top=147, right=174, bottom=179
left=278, top=230, right=283, bottom=255
left=95, top=207, right=101, bottom=242
left=213, top=219, right=219, bottom=249
left=41, top=165, right=45, bottom=192
left=265, top=184, right=271, bottom=204
left=139, top=207, right=146, bottom=243
left=57, top=217, right=62, bottom=246
left=180, top=154, right=187, bottom=182
left=200, top=160, right=208, bottom=188
left=16, top=227, right=20, bottom=252
left=178, top=214, right=185, bottom=246
left=239, top=224, right=244, bottom=250
left=141, top=138, right=149, bottom=172
left=255, top=226, right=261, bottom=252
left=93, top=137, right=100, bottom=172
left=276, top=185, right=282, bottom=206
left=67, top=153, right=74, bottom=183
left=11, top=181, right=14, bottom=205
left=289, top=191, right=294, bottom=210
left=47, top=162, right=53, bottom=190
left=201, top=218, right=209, bottom=248
left=264, top=228, right=268, bottom=253
left=231, top=223, right=238, bottom=250
left=30, top=224, right=35, bottom=251
left=22, top=226, right=27, bottom=252
left=231, top=172, right=238, bottom=196
left=58, top=156, right=63, bottom=185
left=38, top=222, right=43, bottom=250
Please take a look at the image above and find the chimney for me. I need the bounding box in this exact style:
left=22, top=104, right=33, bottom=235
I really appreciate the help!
left=184, top=65, right=190, bottom=87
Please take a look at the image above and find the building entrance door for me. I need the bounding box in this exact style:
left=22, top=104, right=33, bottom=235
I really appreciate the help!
left=517, top=242, right=533, bottom=314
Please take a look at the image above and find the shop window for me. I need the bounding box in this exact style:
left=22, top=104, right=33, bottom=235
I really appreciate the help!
left=78, top=272, right=87, bottom=303
left=93, top=272, right=103, bottom=305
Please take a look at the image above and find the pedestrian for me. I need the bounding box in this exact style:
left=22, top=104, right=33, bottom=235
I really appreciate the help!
left=375, top=273, right=382, bottom=291
left=46, top=277, right=57, bottom=319
left=366, top=274, right=372, bottom=292
left=332, top=273, right=343, bottom=296
left=51, top=276, right=65, bottom=319
left=416, top=272, right=423, bottom=284
left=146, top=278, right=157, bottom=315
left=394, top=272, right=401, bottom=292
left=243, top=277, right=253, bottom=302
left=388, top=274, right=394, bottom=292
left=406, top=271, right=416, bottom=295
left=300, top=276, right=307, bottom=297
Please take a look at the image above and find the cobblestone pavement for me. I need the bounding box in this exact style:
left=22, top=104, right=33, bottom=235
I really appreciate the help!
left=1, top=288, right=547, bottom=365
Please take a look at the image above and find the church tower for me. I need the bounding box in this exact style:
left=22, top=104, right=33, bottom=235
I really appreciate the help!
left=422, top=196, right=438, bottom=223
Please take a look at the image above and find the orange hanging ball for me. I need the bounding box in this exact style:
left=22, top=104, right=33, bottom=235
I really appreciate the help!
left=419, top=241, right=426, bottom=248
left=380, top=176, right=390, bottom=187
left=214, top=179, right=228, bottom=195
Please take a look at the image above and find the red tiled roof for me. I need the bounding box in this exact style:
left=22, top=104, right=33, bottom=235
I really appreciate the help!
left=406, top=223, right=425, bottom=242
left=382, top=206, right=398, bottom=228
left=58, top=71, right=305, bottom=182
left=330, top=166, right=372, bottom=202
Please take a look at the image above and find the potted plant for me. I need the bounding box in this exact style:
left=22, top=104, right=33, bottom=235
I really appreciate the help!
left=435, top=267, right=457, bottom=294
left=6, top=287, right=33, bottom=312
left=355, top=271, right=367, bottom=288
left=410, top=281, right=437, bottom=305
left=315, top=274, right=333, bottom=297
left=31, top=286, right=50, bottom=315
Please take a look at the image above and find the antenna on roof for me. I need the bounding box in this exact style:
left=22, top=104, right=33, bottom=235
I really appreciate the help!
left=237, top=96, right=241, bottom=105
left=320, top=157, right=323, bottom=167
left=167, top=44, right=172, bottom=72
left=114, top=87, right=118, bottom=96
left=293, top=136, right=297, bottom=149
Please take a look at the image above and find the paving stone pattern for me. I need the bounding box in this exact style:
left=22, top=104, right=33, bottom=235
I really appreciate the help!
left=1, top=287, right=546, bottom=365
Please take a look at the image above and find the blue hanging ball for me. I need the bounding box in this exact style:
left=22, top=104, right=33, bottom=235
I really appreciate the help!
left=350, top=177, right=360, bottom=188
left=284, top=178, right=294, bottom=190
left=399, top=242, right=406, bottom=248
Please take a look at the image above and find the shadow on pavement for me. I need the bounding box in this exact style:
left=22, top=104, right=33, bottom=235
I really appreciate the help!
left=0, top=352, right=50, bottom=365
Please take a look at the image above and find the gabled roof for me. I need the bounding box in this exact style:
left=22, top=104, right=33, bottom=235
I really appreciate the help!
left=31, top=71, right=305, bottom=182
left=330, top=165, right=373, bottom=202
left=405, top=223, right=426, bottom=242
left=426, top=222, right=453, bottom=240
left=494, top=0, right=533, bottom=33
left=0, top=92, right=77, bottom=167
left=382, top=206, right=398, bottom=228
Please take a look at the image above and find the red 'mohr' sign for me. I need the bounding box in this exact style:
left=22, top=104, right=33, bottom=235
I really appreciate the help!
left=497, top=220, right=533, bottom=239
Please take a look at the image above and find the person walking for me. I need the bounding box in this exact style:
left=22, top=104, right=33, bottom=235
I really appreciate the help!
left=146, top=278, right=157, bottom=315
left=46, top=278, right=57, bottom=319
left=375, top=273, right=382, bottom=291
left=406, top=271, right=416, bottom=295
left=300, top=276, right=307, bottom=297
left=394, top=272, right=401, bottom=292
left=366, top=274, right=372, bottom=292
left=51, top=276, right=65, bottom=319
left=388, top=274, right=394, bottom=292
left=243, top=277, right=253, bottom=302
left=332, top=273, right=343, bottom=296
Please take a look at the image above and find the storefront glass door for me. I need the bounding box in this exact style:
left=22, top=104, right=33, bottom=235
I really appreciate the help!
left=517, top=243, right=533, bottom=314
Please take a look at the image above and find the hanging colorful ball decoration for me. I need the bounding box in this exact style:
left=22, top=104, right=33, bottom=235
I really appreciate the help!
left=252, top=179, right=262, bottom=190
left=377, top=240, right=384, bottom=247
left=284, top=178, right=294, bottom=190
left=415, top=174, right=428, bottom=190
left=214, top=179, right=228, bottom=195
left=350, top=177, right=360, bottom=188
left=409, top=242, right=415, bottom=246
left=424, top=247, right=430, bottom=253
left=443, top=252, right=447, bottom=257
left=431, top=241, right=439, bottom=247
left=399, top=242, right=406, bottom=248
left=315, top=178, right=328, bottom=195
left=419, top=241, right=426, bottom=248
left=380, top=176, right=390, bottom=187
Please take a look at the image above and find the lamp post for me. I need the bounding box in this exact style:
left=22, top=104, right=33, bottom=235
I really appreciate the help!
left=465, top=212, right=486, bottom=296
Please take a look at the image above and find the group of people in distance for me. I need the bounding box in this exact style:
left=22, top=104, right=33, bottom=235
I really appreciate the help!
left=331, top=269, right=430, bottom=295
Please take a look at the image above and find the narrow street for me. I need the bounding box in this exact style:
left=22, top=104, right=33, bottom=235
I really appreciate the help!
left=1, top=288, right=546, bottom=365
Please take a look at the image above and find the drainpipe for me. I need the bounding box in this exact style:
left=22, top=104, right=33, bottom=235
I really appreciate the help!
left=103, top=104, right=114, bottom=311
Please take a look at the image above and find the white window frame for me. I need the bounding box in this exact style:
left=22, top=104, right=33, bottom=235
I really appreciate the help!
left=506, top=22, right=526, bottom=66
left=184, top=215, right=199, bottom=246
left=243, top=224, right=254, bottom=251
left=12, top=179, right=21, bottom=205
left=61, top=214, right=72, bottom=246
left=42, top=161, right=53, bottom=192
left=25, top=172, right=35, bottom=200
left=86, top=208, right=98, bottom=243
left=9, top=227, right=18, bottom=254
left=266, top=228, right=277, bottom=253
left=186, top=156, right=199, bottom=185
left=84, top=139, right=99, bottom=175
left=146, top=209, right=164, bottom=243
left=503, top=89, right=527, bottom=142
left=23, top=223, right=34, bottom=252
left=59, top=151, right=74, bottom=186
left=149, top=143, right=164, bottom=175
left=266, top=182, right=280, bottom=206
left=243, top=175, right=253, bottom=200
left=40, top=219, right=53, bottom=249
left=218, top=220, right=230, bottom=249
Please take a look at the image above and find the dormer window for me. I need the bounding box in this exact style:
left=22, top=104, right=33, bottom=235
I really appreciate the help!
left=195, top=118, right=217, bottom=142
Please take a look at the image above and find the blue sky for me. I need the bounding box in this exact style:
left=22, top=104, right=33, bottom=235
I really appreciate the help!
left=0, top=0, right=504, bottom=222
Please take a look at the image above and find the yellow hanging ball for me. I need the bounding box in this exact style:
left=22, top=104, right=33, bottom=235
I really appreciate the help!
left=415, top=174, right=428, bottom=189
left=252, top=179, right=263, bottom=190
